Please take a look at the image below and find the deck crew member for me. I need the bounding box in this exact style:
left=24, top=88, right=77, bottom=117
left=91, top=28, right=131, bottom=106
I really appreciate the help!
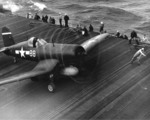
left=42, top=15, right=45, bottom=22
left=129, top=30, right=139, bottom=45
left=99, top=21, right=104, bottom=34
left=64, top=13, right=69, bottom=27
left=123, top=34, right=128, bottom=40
left=83, top=26, right=88, bottom=36
left=141, top=34, right=150, bottom=43
left=130, top=48, right=146, bottom=65
left=89, top=24, right=94, bottom=32
left=115, top=30, right=120, bottom=38
left=59, top=12, right=62, bottom=27
left=45, top=15, right=48, bottom=23
left=34, top=13, right=40, bottom=20
left=26, top=12, right=32, bottom=19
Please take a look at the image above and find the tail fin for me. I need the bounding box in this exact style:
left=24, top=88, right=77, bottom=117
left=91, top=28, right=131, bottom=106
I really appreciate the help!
left=2, top=27, right=15, bottom=47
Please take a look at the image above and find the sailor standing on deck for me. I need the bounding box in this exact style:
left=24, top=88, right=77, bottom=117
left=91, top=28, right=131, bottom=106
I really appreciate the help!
left=26, top=12, right=32, bottom=19
left=99, top=21, right=104, bottom=34
left=64, top=13, right=69, bottom=27
left=129, top=30, right=139, bottom=45
left=130, top=48, right=146, bottom=65
left=34, top=13, right=40, bottom=20
left=141, top=34, right=150, bottom=43
left=59, top=12, right=62, bottom=27
left=89, top=24, right=94, bottom=32
left=115, top=30, right=120, bottom=38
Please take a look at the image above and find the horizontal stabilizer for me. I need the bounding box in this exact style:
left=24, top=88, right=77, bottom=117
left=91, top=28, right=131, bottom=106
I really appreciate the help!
left=2, top=27, right=15, bottom=47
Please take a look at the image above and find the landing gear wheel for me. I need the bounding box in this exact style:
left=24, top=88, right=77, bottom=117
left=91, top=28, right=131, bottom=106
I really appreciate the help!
left=48, top=83, right=55, bottom=93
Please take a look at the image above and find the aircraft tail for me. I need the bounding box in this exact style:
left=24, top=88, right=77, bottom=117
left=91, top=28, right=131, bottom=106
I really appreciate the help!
left=2, top=27, right=15, bottom=47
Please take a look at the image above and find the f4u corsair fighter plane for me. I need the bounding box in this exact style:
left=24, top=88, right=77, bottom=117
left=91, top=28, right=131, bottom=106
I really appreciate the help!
left=0, top=27, right=108, bottom=92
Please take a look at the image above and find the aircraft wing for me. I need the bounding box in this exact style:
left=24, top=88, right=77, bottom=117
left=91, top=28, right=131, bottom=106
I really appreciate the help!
left=81, top=33, right=109, bottom=53
left=139, top=41, right=150, bottom=45
left=0, top=59, right=59, bottom=85
left=0, top=47, right=7, bottom=53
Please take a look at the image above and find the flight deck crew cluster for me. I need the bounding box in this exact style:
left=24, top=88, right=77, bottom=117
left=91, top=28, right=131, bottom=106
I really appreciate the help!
left=27, top=12, right=107, bottom=32
left=26, top=12, right=106, bottom=36
left=26, top=12, right=150, bottom=66
left=114, top=30, right=150, bottom=65
left=27, top=12, right=70, bottom=28
left=114, top=30, right=149, bottom=45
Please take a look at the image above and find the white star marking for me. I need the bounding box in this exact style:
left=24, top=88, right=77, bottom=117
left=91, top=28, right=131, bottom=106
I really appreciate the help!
left=20, top=47, right=25, bottom=57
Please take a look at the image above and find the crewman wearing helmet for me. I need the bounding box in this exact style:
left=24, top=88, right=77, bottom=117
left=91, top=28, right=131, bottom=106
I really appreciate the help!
left=99, top=21, right=104, bottom=34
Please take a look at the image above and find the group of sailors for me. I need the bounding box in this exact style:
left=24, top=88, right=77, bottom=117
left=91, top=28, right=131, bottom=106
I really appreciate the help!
left=75, top=21, right=107, bottom=37
left=115, top=30, right=150, bottom=45
left=26, top=12, right=70, bottom=28
left=76, top=21, right=149, bottom=66
left=26, top=12, right=150, bottom=66
left=115, top=29, right=150, bottom=65
left=26, top=12, right=108, bottom=37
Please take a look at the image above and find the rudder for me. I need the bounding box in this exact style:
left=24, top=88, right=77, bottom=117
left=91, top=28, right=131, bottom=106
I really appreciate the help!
left=2, top=27, right=15, bottom=47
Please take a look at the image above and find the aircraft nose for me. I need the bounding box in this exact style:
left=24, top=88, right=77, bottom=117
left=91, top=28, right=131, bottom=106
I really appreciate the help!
left=75, top=46, right=86, bottom=57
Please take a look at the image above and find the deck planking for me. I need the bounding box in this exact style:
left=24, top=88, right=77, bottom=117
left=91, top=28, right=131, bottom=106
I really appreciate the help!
left=0, top=14, right=149, bottom=120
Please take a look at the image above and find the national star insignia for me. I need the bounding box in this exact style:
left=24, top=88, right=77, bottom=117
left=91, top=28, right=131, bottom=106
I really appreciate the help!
left=20, top=47, right=25, bottom=57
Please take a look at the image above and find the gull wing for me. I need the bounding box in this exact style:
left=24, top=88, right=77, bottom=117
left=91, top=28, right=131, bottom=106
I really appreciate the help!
left=81, top=33, right=109, bottom=53
left=0, top=47, right=8, bottom=53
left=0, top=59, right=59, bottom=85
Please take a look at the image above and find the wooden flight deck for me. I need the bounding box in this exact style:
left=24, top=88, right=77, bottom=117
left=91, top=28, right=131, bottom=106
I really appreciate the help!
left=0, top=14, right=150, bottom=120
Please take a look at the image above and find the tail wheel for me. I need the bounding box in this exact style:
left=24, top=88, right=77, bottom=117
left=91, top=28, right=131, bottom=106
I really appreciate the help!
left=48, top=82, right=55, bottom=93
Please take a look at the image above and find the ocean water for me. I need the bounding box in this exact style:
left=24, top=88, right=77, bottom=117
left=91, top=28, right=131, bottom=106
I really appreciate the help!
left=0, top=0, right=150, bottom=36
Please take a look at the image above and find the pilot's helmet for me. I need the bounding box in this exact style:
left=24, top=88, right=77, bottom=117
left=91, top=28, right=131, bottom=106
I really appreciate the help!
left=31, top=37, right=38, bottom=48
left=141, top=48, right=144, bottom=51
left=101, top=21, right=104, bottom=24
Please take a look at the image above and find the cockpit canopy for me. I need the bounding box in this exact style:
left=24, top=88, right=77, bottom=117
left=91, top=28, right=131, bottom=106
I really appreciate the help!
left=28, top=37, right=47, bottom=48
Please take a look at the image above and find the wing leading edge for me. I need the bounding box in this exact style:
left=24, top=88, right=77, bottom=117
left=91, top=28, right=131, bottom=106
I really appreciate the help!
left=0, top=47, right=8, bottom=53
left=81, top=33, right=109, bottom=53
left=0, top=59, right=59, bottom=85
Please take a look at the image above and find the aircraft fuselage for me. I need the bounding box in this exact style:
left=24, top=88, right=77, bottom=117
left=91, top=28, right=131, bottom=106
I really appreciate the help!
left=4, top=42, right=86, bottom=64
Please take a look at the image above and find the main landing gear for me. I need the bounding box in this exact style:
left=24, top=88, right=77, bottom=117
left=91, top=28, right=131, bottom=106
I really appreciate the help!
left=31, top=74, right=56, bottom=93
left=48, top=74, right=56, bottom=93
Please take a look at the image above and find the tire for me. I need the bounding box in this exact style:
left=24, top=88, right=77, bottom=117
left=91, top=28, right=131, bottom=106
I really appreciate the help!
left=48, top=83, right=55, bottom=93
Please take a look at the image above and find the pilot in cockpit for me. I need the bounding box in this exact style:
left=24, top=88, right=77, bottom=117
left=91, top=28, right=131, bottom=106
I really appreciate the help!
left=28, top=37, right=47, bottom=48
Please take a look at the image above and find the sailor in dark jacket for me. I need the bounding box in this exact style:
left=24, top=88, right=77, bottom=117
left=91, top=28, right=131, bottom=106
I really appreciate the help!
left=129, top=30, right=139, bottom=45
left=59, top=13, right=62, bottom=27
left=64, top=13, right=69, bottom=27
left=89, top=24, right=94, bottom=32
left=99, top=21, right=104, bottom=33
left=34, top=13, right=40, bottom=20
